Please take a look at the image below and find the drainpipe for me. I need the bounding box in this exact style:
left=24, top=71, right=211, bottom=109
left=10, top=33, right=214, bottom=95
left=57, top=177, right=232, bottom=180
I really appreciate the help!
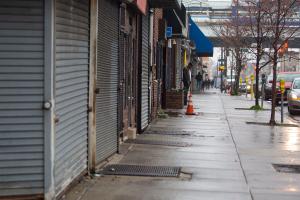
left=149, top=9, right=154, bottom=121
left=149, top=9, right=154, bottom=67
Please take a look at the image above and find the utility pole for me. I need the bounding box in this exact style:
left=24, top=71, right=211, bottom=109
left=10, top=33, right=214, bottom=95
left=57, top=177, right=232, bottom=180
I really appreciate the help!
left=231, top=50, right=233, bottom=93
left=220, top=48, right=225, bottom=93
left=224, top=48, right=228, bottom=77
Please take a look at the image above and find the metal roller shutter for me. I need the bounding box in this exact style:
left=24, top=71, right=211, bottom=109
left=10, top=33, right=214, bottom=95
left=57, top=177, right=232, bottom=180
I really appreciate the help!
left=118, top=32, right=125, bottom=134
left=96, top=0, right=119, bottom=164
left=55, top=0, right=89, bottom=195
left=140, top=13, right=150, bottom=130
left=0, top=0, right=45, bottom=196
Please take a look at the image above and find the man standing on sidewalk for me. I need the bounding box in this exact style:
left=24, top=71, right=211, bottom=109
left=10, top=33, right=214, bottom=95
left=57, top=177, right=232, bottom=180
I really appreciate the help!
left=183, top=63, right=192, bottom=105
left=195, top=72, right=203, bottom=92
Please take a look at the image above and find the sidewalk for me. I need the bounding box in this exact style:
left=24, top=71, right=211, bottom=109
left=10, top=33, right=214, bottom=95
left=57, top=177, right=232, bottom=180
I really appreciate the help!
left=65, top=91, right=300, bottom=200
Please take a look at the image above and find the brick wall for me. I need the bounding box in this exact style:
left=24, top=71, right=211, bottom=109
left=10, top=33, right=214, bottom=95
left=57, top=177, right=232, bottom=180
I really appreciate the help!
left=153, top=9, right=163, bottom=47
left=165, top=90, right=184, bottom=109
left=151, top=8, right=163, bottom=118
left=151, top=79, right=158, bottom=119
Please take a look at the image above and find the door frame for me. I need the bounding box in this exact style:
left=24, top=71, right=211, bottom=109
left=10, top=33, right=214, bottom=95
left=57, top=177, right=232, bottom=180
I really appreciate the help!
left=44, top=0, right=55, bottom=199
left=88, top=0, right=98, bottom=173
left=121, top=11, right=139, bottom=137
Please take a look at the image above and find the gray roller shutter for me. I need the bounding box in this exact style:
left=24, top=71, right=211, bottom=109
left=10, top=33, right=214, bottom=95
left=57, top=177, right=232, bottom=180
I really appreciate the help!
left=140, top=13, right=150, bottom=130
left=0, top=0, right=44, bottom=196
left=96, top=0, right=119, bottom=164
left=55, top=0, right=89, bottom=195
left=118, top=32, right=125, bottom=134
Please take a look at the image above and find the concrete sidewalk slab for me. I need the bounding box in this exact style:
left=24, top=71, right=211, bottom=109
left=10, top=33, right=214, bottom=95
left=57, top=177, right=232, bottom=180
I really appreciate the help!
left=64, top=91, right=300, bottom=200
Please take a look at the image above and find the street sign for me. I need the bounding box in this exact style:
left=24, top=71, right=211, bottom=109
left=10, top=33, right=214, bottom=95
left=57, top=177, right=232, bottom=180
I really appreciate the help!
left=219, top=66, right=225, bottom=71
left=166, top=27, right=173, bottom=38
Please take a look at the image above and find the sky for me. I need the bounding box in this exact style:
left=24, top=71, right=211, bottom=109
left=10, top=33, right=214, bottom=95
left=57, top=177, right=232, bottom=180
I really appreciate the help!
left=182, top=0, right=232, bottom=9
left=182, top=0, right=232, bottom=64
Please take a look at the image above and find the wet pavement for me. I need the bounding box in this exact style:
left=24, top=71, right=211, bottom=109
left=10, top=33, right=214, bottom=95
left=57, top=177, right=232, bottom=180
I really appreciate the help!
left=65, top=90, right=300, bottom=200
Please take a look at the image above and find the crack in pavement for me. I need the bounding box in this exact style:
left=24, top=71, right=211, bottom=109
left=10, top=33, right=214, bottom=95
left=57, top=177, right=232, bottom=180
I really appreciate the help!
left=219, top=94, right=255, bottom=200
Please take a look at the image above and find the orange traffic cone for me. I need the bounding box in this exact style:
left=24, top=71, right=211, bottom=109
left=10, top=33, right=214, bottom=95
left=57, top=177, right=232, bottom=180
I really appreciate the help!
left=186, top=96, right=196, bottom=115
left=189, top=90, right=192, bottom=98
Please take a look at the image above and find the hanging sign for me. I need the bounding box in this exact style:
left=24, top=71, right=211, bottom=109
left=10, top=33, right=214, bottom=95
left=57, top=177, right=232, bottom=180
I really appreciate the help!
left=166, top=27, right=173, bottom=38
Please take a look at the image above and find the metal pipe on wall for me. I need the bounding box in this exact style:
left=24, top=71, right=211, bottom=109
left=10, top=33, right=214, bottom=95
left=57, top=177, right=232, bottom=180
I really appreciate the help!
left=149, top=8, right=154, bottom=121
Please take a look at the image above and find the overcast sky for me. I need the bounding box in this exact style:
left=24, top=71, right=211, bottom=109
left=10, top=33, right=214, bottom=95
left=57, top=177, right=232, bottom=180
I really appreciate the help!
left=182, top=0, right=232, bottom=9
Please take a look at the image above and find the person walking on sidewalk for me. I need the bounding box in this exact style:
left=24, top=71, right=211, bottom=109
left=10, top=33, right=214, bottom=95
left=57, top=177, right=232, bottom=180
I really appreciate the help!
left=183, top=63, right=192, bottom=105
left=211, top=79, right=215, bottom=88
left=195, top=72, right=203, bottom=92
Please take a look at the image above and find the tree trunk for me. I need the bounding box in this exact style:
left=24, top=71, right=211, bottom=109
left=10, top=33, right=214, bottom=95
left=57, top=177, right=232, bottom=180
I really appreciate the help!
left=233, top=58, right=242, bottom=95
left=270, top=55, right=277, bottom=125
left=270, top=0, right=281, bottom=126
left=255, top=52, right=260, bottom=107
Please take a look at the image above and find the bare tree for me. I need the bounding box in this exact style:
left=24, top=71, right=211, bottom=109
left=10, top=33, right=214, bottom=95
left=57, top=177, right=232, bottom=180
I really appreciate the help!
left=262, top=0, right=300, bottom=125
left=209, top=4, right=251, bottom=94
left=244, top=0, right=272, bottom=107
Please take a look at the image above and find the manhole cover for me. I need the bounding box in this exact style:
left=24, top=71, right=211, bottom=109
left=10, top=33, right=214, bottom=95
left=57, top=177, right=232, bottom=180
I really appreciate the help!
left=101, top=164, right=181, bottom=177
left=125, top=139, right=191, bottom=147
left=273, top=164, right=300, bottom=174
left=144, top=130, right=193, bottom=136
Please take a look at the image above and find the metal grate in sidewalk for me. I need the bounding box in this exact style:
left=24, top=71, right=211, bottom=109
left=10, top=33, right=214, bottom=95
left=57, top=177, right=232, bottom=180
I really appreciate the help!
left=144, top=130, right=194, bottom=136
left=125, top=139, right=191, bottom=147
left=273, top=164, right=300, bottom=174
left=101, top=164, right=181, bottom=177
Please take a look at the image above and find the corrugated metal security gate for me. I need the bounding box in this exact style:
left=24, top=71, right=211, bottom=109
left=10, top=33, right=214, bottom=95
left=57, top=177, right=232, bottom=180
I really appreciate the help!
left=96, top=0, right=119, bottom=164
left=0, top=0, right=45, bottom=197
left=139, top=13, right=150, bottom=131
left=55, top=0, right=89, bottom=195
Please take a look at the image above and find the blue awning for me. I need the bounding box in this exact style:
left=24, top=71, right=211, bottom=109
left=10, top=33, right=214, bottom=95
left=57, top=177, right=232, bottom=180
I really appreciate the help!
left=189, top=17, right=213, bottom=57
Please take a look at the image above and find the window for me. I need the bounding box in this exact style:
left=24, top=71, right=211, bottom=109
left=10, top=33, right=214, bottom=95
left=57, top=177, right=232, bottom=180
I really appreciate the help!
left=293, top=80, right=300, bottom=89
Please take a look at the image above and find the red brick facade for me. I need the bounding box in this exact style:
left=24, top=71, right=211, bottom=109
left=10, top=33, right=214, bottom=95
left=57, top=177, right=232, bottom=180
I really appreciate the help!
left=165, top=90, right=184, bottom=109
left=151, top=8, right=163, bottom=119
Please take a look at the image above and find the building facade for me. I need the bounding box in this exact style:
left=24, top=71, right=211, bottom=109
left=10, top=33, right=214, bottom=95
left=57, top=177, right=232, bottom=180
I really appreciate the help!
left=0, top=0, right=188, bottom=199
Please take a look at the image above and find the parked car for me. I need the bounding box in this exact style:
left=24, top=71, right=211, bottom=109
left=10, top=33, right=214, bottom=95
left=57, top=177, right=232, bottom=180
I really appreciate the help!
left=264, top=72, right=300, bottom=104
left=263, top=75, right=273, bottom=100
left=288, top=78, right=300, bottom=115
